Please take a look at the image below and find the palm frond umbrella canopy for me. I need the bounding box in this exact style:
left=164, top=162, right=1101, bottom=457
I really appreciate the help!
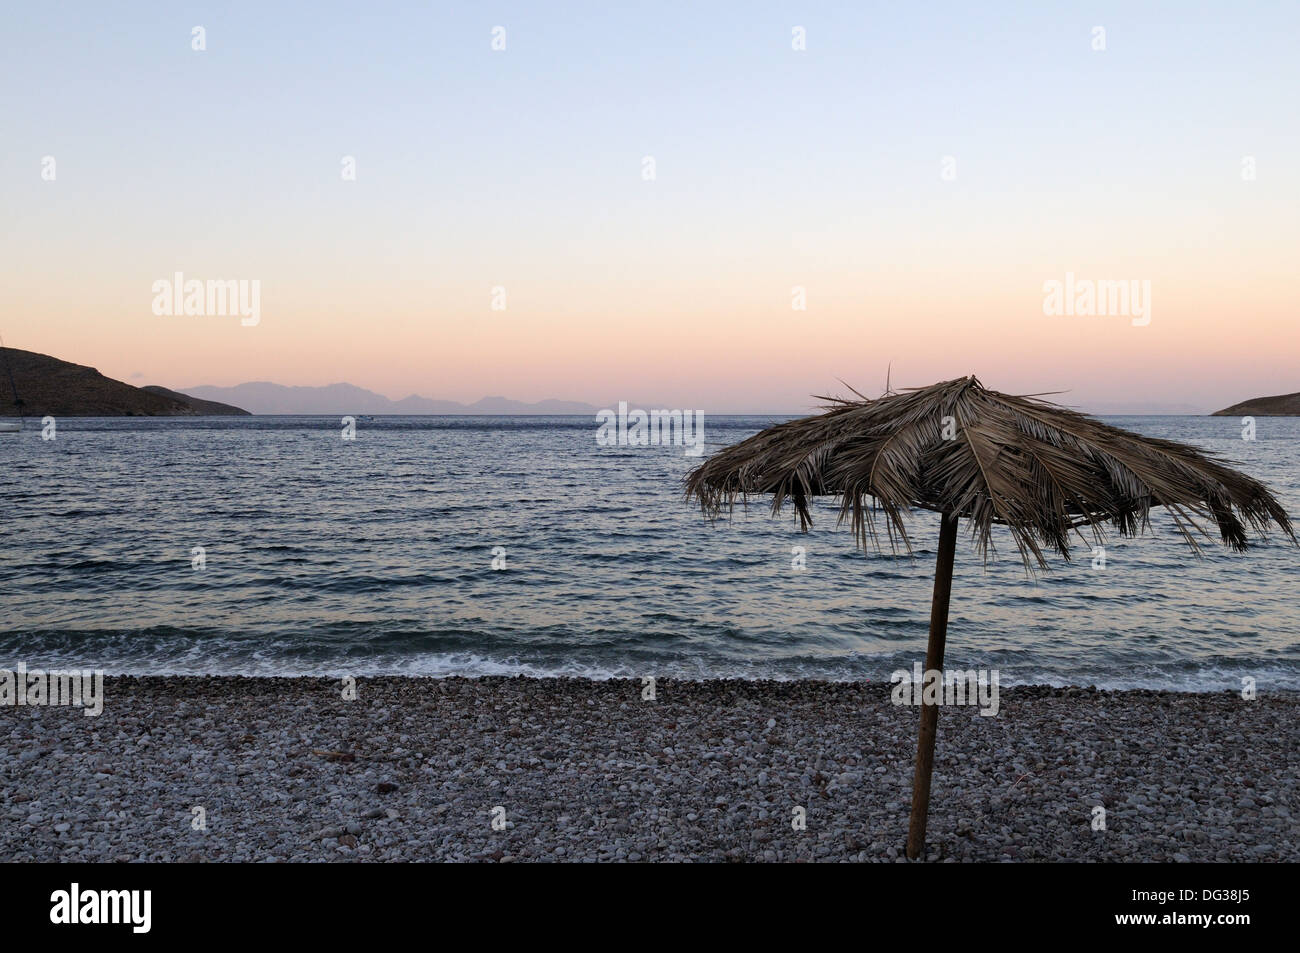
left=685, top=375, right=1294, bottom=859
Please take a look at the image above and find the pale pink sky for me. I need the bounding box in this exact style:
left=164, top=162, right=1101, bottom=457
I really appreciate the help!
left=4, top=4, right=1298, bottom=413
left=9, top=218, right=1296, bottom=413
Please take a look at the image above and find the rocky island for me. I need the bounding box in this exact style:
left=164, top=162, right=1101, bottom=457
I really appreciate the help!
left=0, top=347, right=249, bottom=417
left=1212, top=392, right=1300, bottom=416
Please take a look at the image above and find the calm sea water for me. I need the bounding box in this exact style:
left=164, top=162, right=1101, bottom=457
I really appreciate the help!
left=1, top=415, right=1297, bottom=690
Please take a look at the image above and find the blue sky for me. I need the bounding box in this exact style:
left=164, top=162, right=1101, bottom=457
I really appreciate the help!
left=3, top=2, right=1297, bottom=411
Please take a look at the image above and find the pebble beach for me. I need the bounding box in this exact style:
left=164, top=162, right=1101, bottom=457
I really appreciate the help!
left=2, top=676, right=1295, bottom=862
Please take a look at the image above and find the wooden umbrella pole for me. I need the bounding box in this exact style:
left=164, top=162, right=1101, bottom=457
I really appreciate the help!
left=906, top=511, right=959, bottom=859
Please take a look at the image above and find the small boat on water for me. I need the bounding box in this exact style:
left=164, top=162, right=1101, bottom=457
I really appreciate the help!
left=0, top=422, right=19, bottom=433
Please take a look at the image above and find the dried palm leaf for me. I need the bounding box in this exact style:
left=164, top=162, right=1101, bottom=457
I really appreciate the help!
left=685, top=375, right=1293, bottom=571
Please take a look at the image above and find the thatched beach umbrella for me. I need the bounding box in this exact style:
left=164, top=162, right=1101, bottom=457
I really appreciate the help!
left=685, top=376, right=1293, bottom=859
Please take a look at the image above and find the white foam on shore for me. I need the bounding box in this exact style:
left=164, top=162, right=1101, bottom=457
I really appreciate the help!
left=14, top=651, right=1299, bottom=693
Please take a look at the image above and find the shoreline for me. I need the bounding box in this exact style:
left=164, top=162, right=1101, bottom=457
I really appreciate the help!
left=3, top=675, right=1295, bottom=862
left=7, top=668, right=1294, bottom=694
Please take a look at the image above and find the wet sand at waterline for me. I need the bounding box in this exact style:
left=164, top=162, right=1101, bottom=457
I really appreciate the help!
left=2, top=676, right=1295, bottom=862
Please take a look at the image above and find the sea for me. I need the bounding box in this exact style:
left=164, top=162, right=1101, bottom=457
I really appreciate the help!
left=2, top=415, right=1297, bottom=691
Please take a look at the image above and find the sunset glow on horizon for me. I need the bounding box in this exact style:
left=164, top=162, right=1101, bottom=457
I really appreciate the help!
left=3, top=2, right=1297, bottom=413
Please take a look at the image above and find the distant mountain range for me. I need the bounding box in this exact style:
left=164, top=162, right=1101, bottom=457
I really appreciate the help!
left=182, top=381, right=603, bottom=415
left=0, top=348, right=607, bottom=417
left=1211, top=391, right=1300, bottom=416
left=8, top=346, right=1291, bottom=418
left=0, top=348, right=248, bottom=417
left=141, top=385, right=251, bottom=416
left=1078, top=400, right=1209, bottom=415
